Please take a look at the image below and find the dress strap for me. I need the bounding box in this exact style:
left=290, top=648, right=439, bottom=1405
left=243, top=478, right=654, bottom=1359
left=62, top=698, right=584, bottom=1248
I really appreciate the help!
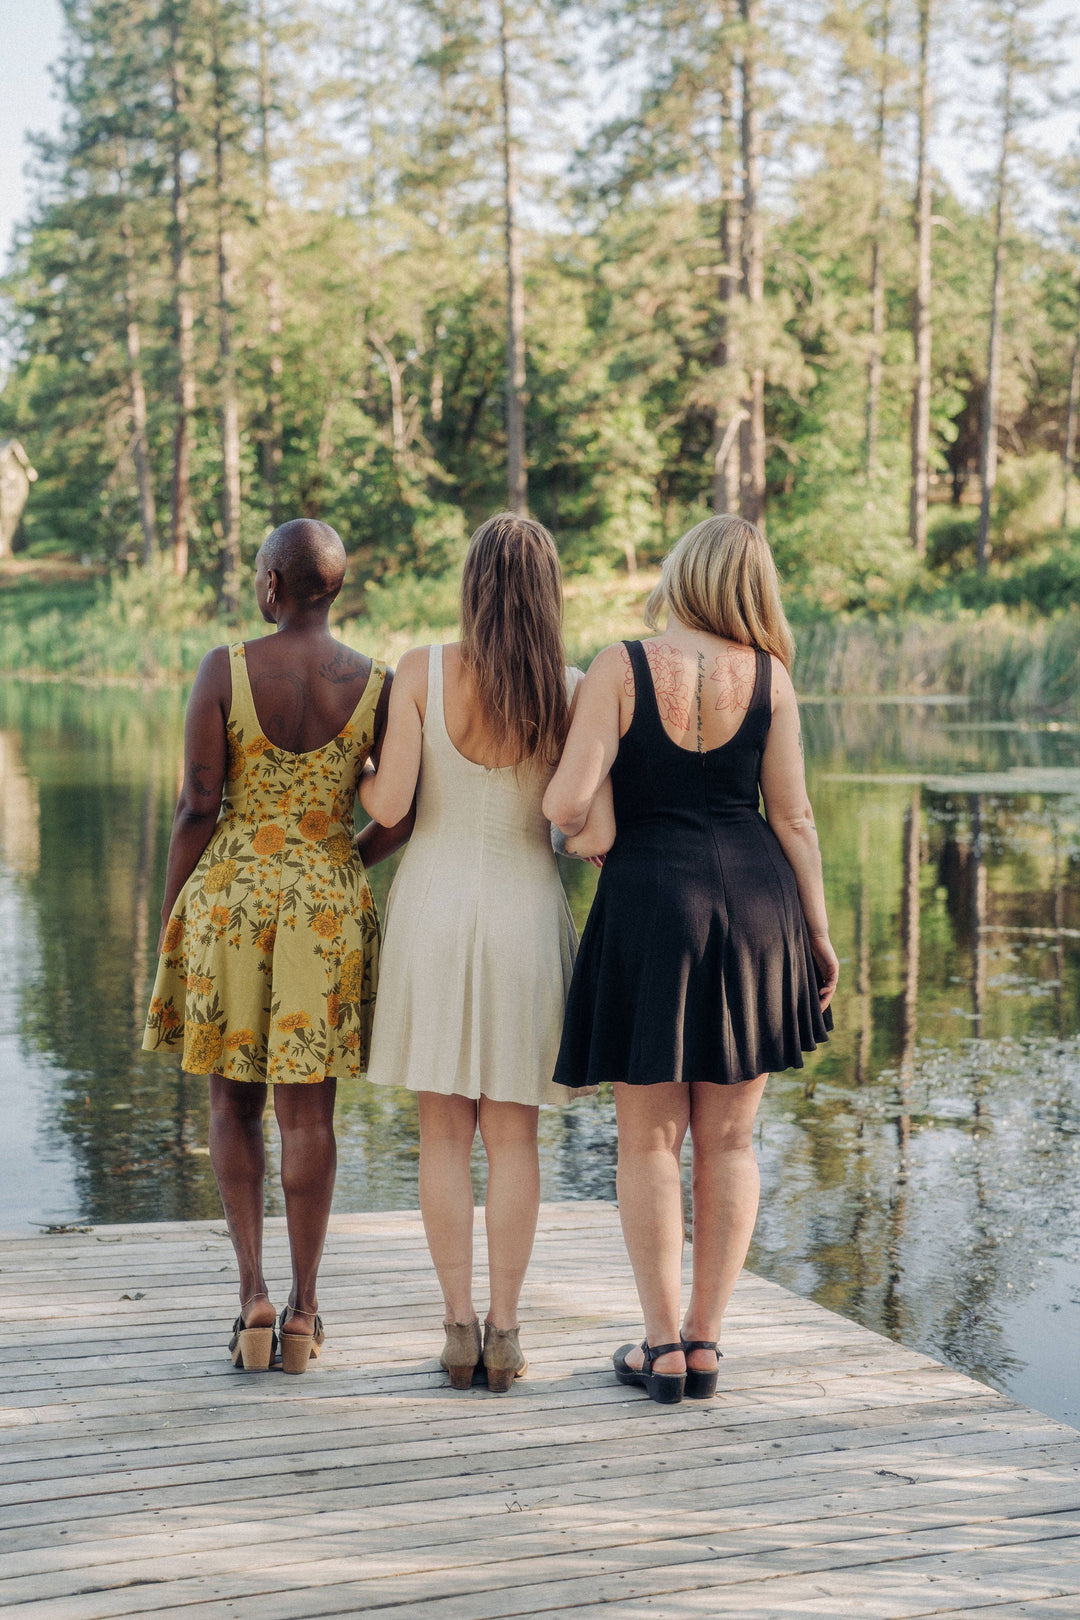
left=425, top=644, right=448, bottom=748
left=624, top=640, right=663, bottom=738
left=228, top=644, right=261, bottom=735
left=345, top=658, right=386, bottom=740
left=749, top=647, right=772, bottom=718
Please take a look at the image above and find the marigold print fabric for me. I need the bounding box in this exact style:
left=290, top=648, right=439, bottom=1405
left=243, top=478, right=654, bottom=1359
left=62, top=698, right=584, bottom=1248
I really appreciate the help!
left=143, top=644, right=384, bottom=1083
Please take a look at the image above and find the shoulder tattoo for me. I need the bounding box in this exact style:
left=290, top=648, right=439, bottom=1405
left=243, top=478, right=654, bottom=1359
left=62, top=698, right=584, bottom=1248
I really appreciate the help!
left=709, top=645, right=756, bottom=713
left=319, top=647, right=368, bottom=685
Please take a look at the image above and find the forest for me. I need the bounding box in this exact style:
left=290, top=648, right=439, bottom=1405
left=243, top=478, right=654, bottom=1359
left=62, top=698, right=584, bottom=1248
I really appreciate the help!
left=1, top=0, right=1078, bottom=634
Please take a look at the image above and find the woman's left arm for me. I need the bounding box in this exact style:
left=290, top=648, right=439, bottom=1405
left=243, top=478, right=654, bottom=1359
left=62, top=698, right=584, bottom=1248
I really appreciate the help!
left=759, top=660, right=839, bottom=1009
left=157, top=647, right=230, bottom=951
left=542, top=645, right=623, bottom=838
left=358, top=648, right=425, bottom=828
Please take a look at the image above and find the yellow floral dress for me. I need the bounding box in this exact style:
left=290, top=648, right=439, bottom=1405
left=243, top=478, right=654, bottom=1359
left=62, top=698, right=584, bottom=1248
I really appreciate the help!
left=143, top=644, right=386, bottom=1083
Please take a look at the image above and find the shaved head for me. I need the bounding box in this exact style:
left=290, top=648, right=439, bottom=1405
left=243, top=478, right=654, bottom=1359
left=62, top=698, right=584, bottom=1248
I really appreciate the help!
left=260, top=519, right=347, bottom=605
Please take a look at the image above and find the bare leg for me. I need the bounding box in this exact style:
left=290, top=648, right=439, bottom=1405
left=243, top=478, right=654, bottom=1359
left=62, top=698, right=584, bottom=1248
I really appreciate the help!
left=478, top=1098, right=540, bottom=1329
left=208, top=1074, right=275, bottom=1328
left=274, top=1079, right=337, bottom=1332
left=682, top=1075, right=768, bottom=1373
left=614, top=1082, right=690, bottom=1376
left=418, top=1092, right=479, bottom=1323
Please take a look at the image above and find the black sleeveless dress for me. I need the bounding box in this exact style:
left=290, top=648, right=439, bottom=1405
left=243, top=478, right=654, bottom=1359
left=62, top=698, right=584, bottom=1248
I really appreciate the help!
left=553, top=639, right=831, bottom=1088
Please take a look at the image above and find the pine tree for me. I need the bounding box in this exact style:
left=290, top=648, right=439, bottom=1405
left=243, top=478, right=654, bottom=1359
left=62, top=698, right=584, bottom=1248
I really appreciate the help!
left=975, top=0, right=1068, bottom=572
left=909, top=0, right=933, bottom=554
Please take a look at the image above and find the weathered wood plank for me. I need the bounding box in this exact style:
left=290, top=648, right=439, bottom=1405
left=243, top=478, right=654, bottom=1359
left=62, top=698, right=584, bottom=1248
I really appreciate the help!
left=1, top=1203, right=1077, bottom=1616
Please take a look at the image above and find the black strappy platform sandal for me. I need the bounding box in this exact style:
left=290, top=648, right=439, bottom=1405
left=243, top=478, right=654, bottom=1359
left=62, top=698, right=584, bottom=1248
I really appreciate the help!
left=613, top=1340, right=686, bottom=1405
left=681, top=1336, right=722, bottom=1399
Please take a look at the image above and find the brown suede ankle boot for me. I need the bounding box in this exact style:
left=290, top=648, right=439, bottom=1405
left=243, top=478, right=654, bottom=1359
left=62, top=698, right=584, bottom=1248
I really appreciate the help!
left=482, top=1322, right=528, bottom=1393
left=439, top=1318, right=482, bottom=1389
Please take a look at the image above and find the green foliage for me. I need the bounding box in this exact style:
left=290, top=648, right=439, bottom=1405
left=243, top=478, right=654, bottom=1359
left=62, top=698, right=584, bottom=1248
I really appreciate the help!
left=0, top=0, right=1077, bottom=617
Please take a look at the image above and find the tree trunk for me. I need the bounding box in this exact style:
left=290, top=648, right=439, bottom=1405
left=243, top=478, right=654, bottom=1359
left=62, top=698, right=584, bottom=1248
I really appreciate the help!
left=121, top=219, right=158, bottom=564
left=713, top=42, right=742, bottom=515
left=976, top=48, right=1016, bottom=575
left=865, top=0, right=891, bottom=479
left=167, top=7, right=195, bottom=581
left=212, top=5, right=242, bottom=618
left=498, top=0, right=528, bottom=517
left=908, top=0, right=932, bottom=555
left=738, top=0, right=766, bottom=528
left=257, top=0, right=283, bottom=523
left=370, top=331, right=408, bottom=466
left=1062, top=314, right=1080, bottom=528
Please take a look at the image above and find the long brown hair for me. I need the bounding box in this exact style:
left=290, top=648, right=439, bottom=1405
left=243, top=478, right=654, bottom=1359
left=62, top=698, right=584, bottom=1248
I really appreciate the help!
left=459, top=512, right=568, bottom=767
left=645, top=514, right=796, bottom=671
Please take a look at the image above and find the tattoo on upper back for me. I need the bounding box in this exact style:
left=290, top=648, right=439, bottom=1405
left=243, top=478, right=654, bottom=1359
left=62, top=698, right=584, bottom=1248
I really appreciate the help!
left=319, top=648, right=368, bottom=685
left=254, top=672, right=306, bottom=751
left=643, top=642, right=691, bottom=729
left=709, top=645, right=756, bottom=713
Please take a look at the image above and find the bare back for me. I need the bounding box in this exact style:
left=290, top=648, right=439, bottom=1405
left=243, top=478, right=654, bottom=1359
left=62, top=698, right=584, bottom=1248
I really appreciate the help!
left=243, top=633, right=374, bottom=754
left=421, top=642, right=537, bottom=771
left=616, top=634, right=759, bottom=754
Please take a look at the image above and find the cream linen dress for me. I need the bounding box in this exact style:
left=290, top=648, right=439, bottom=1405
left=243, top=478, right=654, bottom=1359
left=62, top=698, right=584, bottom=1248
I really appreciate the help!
left=364, top=644, right=593, bottom=1105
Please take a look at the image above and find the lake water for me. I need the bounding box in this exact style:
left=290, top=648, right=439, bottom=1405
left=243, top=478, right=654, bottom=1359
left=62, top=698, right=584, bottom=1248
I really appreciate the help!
left=1, top=678, right=1077, bottom=1427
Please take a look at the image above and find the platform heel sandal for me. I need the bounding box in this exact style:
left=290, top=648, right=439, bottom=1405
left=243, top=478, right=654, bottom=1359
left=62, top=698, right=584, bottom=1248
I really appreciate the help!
left=613, top=1340, right=686, bottom=1405
left=681, top=1337, right=722, bottom=1400
left=482, top=1323, right=528, bottom=1394
left=228, top=1295, right=277, bottom=1372
left=440, top=1318, right=483, bottom=1389
left=277, top=1306, right=325, bottom=1375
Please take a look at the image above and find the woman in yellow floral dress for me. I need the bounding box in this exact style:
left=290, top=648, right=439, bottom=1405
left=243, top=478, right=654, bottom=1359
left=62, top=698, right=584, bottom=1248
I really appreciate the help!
left=143, top=520, right=408, bottom=1373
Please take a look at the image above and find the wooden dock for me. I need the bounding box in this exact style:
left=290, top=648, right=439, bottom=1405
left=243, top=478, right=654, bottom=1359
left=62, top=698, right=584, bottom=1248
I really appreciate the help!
left=1, top=1201, right=1078, bottom=1618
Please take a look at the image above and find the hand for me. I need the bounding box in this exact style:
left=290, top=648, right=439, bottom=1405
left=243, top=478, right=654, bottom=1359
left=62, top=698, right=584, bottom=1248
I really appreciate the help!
left=585, top=853, right=605, bottom=869
left=810, top=931, right=839, bottom=1010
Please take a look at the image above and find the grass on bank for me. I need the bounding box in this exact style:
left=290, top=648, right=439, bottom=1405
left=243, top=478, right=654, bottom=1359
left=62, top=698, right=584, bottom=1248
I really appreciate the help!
left=2, top=542, right=1080, bottom=713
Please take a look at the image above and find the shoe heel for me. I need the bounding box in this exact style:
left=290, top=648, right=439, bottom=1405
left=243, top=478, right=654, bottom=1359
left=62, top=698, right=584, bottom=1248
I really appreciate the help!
left=685, top=1367, right=719, bottom=1399
left=485, top=1365, right=517, bottom=1394
left=280, top=1331, right=315, bottom=1374
left=232, top=1325, right=274, bottom=1372
left=645, top=1370, right=685, bottom=1404
left=445, top=1363, right=478, bottom=1390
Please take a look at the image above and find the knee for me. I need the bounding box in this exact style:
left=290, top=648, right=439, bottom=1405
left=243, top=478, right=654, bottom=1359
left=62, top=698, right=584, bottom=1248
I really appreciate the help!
left=478, top=1104, right=538, bottom=1155
left=209, top=1080, right=266, bottom=1130
left=693, top=1121, right=756, bottom=1158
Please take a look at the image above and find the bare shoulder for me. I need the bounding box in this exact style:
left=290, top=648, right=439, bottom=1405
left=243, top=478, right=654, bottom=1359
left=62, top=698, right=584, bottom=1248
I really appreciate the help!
left=768, top=654, right=797, bottom=707
left=586, top=642, right=632, bottom=682
left=395, top=645, right=431, bottom=688
left=191, top=644, right=231, bottom=701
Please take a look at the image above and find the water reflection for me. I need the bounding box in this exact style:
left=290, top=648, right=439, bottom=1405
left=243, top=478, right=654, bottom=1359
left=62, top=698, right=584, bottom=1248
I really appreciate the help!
left=0, top=678, right=1077, bottom=1426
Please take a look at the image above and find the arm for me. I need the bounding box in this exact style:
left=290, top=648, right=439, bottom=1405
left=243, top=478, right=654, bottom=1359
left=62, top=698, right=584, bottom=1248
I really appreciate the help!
left=354, top=806, right=415, bottom=867
left=542, top=645, right=624, bottom=836
left=157, top=647, right=229, bottom=951
left=564, top=773, right=615, bottom=860
left=358, top=647, right=425, bottom=828
left=758, top=660, right=839, bottom=1009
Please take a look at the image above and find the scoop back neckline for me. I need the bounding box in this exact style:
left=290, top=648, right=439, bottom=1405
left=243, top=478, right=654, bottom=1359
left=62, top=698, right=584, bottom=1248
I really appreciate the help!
left=236, top=642, right=380, bottom=758
left=629, top=638, right=765, bottom=759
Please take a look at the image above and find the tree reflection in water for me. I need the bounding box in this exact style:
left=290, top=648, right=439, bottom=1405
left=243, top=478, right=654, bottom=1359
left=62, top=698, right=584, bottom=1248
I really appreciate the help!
left=0, top=680, right=1078, bottom=1424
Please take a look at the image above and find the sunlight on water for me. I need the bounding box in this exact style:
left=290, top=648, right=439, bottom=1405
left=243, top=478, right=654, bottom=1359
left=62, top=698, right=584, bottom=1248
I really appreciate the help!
left=0, top=678, right=1077, bottom=1426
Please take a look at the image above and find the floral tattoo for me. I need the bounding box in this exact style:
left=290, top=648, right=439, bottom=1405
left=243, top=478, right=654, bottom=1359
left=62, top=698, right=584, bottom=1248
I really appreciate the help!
left=709, top=645, right=756, bottom=713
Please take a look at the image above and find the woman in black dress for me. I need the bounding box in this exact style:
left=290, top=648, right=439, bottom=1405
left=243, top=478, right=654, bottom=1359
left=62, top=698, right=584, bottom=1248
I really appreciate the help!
left=543, top=515, right=838, bottom=1404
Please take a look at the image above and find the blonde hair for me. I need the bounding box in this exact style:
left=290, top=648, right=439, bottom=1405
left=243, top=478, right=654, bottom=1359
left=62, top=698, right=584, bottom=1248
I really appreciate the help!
left=644, top=514, right=795, bottom=671
left=460, top=512, right=569, bottom=767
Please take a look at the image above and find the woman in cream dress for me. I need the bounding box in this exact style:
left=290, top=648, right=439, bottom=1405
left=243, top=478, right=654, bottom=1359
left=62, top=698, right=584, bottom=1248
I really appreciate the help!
left=361, top=514, right=606, bottom=1392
